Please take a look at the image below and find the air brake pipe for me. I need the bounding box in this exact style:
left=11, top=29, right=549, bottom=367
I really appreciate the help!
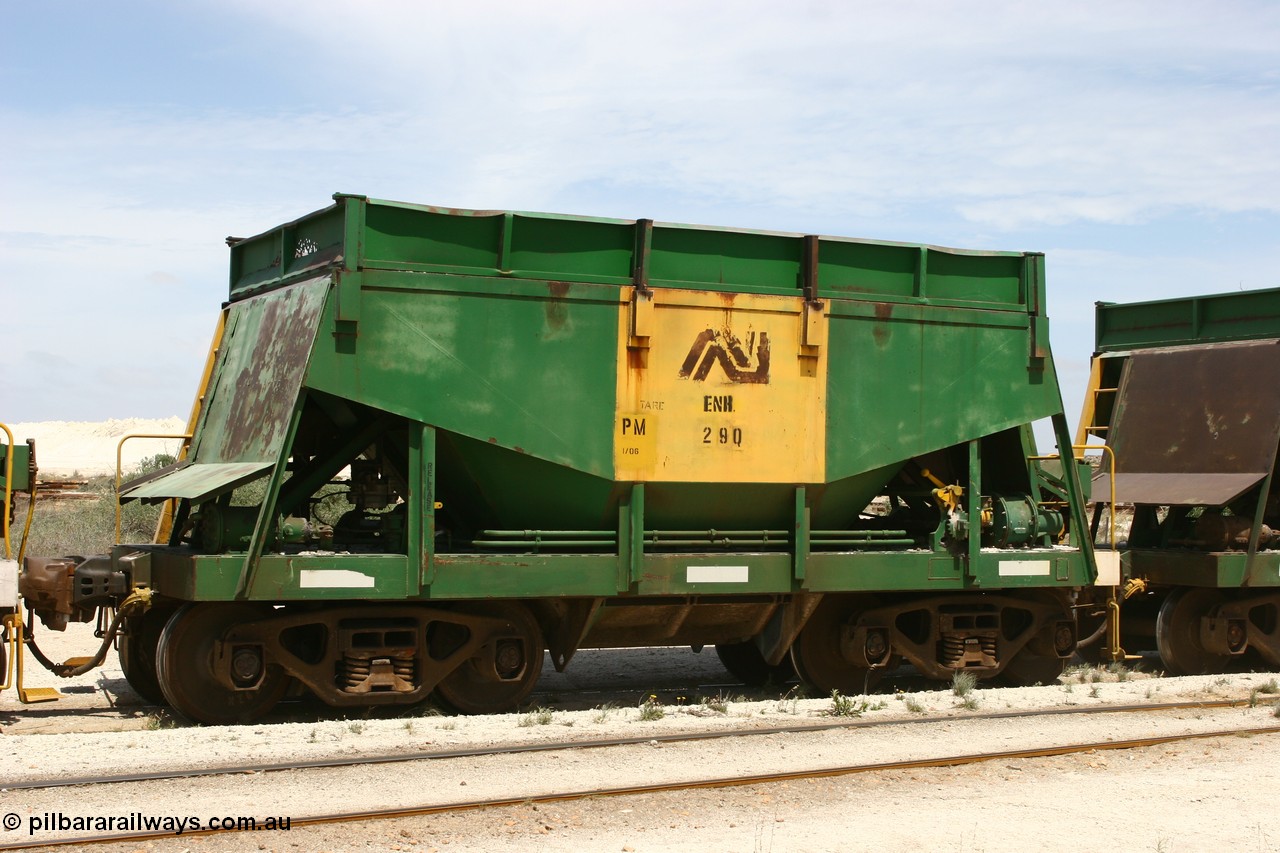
left=23, top=588, right=154, bottom=679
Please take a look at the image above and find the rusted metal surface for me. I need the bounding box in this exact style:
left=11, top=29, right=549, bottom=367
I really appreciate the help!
left=120, top=461, right=273, bottom=503
left=197, top=276, right=329, bottom=463
left=123, top=277, right=329, bottom=503
left=1093, top=471, right=1266, bottom=507
left=1095, top=339, right=1280, bottom=505
left=17, top=557, right=87, bottom=631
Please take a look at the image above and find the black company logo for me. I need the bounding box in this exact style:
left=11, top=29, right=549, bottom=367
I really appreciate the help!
left=678, top=329, right=770, bottom=384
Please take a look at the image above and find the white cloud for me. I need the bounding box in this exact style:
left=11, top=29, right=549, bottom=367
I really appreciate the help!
left=2, top=0, right=1278, bottom=420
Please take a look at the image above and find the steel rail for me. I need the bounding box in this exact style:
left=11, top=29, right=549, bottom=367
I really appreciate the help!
left=3, top=723, right=1276, bottom=851
left=3, top=697, right=1252, bottom=791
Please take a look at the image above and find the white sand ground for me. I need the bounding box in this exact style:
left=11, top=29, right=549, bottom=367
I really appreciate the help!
left=2, top=624, right=1278, bottom=853
left=6, top=418, right=186, bottom=477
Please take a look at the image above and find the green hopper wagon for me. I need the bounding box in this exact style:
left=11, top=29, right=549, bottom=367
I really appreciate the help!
left=1078, top=288, right=1280, bottom=674
left=12, top=194, right=1100, bottom=723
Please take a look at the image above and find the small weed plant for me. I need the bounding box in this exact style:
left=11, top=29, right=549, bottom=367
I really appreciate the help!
left=950, top=671, right=979, bottom=710
left=904, top=696, right=926, bottom=714
left=1107, top=662, right=1132, bottom=682
left=1258, top=678, right=1279, bottom=695
left=773, top=687, right=801, bottom=715
left=144, top=712, right=176, bottom=731
left=828, top=690, right=868, bottom=717
left=638, top=694, right=665, bottom=722
left=518, top=707, right=554, bottom=727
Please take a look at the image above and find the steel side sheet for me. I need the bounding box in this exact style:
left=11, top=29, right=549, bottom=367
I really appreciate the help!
left=1096, top=339, right=1280, bottom=505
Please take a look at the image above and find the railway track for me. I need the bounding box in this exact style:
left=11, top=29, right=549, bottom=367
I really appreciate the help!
left=1, top=697, right=1254, bottom=792
left=2, top=698, right=1274, bottom=850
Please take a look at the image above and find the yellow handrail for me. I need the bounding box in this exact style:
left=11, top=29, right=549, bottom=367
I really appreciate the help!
left=1, top=423, right=14, bottom=560
left=153, top=308, right=227, bottom=544
left=115, top=433, right=191, bottom=544
left=1084, top=444, right=1117, bottom=551
left=0, top=614, right=16, bottom=692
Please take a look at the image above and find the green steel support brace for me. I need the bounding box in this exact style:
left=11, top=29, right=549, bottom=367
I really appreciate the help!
left=630, top=484, right=644, bottom=588
left=498, top=213, right=515, bottom=275
left=617, top=484, right=645, bottom=592
left=1052, top=412, right=1098, bottom=582
left=275, top=415, right=393, bottom=515
left=794, top=486, right=809, bottom=583
left=967, top=439, right=982, bottom=583
left=336, top=195, right=366, bottom=324
left=633, top=219, right=653, bottom=288
left=616, top=494, right=630, bottom=593
left=1244, top=466, right=1277, bottom=587
left=419, top=425, right=437, bottom=589
left=236, top=399, right=308, bottom=599
left=1026, top=254, right=1049, bottom=364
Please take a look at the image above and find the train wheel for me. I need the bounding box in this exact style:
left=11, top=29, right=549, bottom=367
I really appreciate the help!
left=1156, top=588, right=1231, bottom=675
left=118, top=601, right=179, bottom=705
left=715, top=641, right=797, bottom=686
left=155, top=603, right=288, bottom=725
left=434, top=602, right=544, bottom=714
left=790, top=596, right=884, bottom=695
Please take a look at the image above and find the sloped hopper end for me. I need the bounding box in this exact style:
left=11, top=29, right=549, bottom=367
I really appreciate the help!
left=119, top=275, right=331, bottom=505
left=1094, top=339, right=1280, bottom=505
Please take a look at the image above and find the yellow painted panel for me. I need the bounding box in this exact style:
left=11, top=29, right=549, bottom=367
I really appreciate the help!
left=615, top=288, right=827, bottom=482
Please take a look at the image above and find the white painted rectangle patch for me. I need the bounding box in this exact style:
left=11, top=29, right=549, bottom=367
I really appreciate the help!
left=686, top=565, right=749, bottom=583
left=0, top=560, right=18, bottom=609
left=998, top=560, right=1052, bottom=577
left=1093, top=550, right=1121, bottom=586
left=299, top=569, right=376, bottom=588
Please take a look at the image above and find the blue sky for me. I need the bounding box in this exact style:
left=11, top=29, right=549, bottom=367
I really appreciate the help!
left=3, top=1, right=1278, bottom=442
